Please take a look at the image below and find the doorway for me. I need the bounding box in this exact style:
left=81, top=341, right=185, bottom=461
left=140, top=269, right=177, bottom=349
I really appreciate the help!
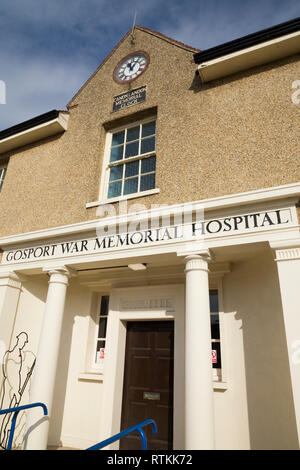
left=120, top=321, right=174, bottom=450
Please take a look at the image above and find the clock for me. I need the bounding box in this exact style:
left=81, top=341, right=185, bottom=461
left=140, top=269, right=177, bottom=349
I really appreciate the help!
left=113, top=51, right=150, bottom=84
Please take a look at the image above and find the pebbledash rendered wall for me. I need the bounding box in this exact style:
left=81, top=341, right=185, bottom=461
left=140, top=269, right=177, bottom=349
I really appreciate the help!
left=0, top=26, right=299, bottom=237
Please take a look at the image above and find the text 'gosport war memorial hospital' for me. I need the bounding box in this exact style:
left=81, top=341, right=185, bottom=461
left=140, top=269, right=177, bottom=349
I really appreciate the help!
left=0, top=17, right=300, bottom=450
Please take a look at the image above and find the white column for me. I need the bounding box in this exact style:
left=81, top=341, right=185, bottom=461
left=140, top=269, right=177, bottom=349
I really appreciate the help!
left=24, top=266, right=74, bottom=450
left=271, top=240, right=300, bottom=446
left=0, top=272, right=23, bottom=360
left=184, top=251, right=215, bottom=450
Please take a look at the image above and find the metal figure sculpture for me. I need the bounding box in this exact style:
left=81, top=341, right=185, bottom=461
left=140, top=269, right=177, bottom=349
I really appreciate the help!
left=0, top=332, right=36, bottom=450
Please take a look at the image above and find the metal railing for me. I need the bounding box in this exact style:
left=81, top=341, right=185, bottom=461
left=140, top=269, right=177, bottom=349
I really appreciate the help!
left=86, top=419, right=157, bottom=450
left=0, top=402, right=48, bottom=450
left=0, top=404, right=156, bottom=451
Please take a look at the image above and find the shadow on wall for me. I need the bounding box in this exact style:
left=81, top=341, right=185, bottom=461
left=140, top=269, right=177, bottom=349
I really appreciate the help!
left=47, top=280, right=92, bottom=447
left=189, top=54, right=300, bottom=94
left=47, top=295, right=75, bottom=447
left=225, top=249, right=298, bottom=450
left=16, top=276, right=74, bottom=447
left=0, top=277, right=48, bottom=449
left=3, top=276, right=94, bottom=449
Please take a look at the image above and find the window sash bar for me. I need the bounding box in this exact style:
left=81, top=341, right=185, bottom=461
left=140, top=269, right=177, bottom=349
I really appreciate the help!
left=108, top=151, right=155, bottom=168
left=109, top=170, right=155, bottom=185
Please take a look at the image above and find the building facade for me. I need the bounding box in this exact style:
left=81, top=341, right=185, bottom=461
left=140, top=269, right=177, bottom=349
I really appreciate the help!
left=0, top=18, right=300, bottom=450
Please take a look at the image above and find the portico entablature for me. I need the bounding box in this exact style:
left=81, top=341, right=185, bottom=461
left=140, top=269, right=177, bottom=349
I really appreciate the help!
left=0, top=182, right=299, bottom=276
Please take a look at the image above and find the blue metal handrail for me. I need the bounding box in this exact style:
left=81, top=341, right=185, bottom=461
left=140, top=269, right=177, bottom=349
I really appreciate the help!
left=0, top=402, right=48, bottom=450
left=86, top=419, right=157, bottom=450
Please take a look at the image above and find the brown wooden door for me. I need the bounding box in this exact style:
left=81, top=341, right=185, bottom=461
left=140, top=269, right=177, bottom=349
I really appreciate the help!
left=120, top=321, right=174, bottom=450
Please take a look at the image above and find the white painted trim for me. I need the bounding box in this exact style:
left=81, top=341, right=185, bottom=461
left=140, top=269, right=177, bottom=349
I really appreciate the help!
left=197, top=31, right=300, bottom=82
left=270, top=238, right=300, bottom=261
left=217, top=278, right=228, bottom=386
left=98, top=116, right=157, bottom=205
left=270, top=237, right=300, bottom=250
left=213, top=382, right=228, bottom=390
left=78, top=373, right=103, bottom=382
left=0, top=182, right=299, bottom=246
left=0, top=113, right=69, bottom=154
left=86, top=188, right=160, bottom=208
left=1, top=227, right=299, bottom=275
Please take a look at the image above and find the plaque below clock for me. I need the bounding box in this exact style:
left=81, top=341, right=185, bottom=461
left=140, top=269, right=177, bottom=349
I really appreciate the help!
left=113, top=86, right=146, bottom=112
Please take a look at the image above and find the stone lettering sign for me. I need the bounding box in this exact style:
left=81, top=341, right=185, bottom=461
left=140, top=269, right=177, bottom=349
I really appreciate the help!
left=1, top=208, right=294, bottom=265
left=113, top=86, right=146, bottom=111
left=120, top=298, right=174, bottom=311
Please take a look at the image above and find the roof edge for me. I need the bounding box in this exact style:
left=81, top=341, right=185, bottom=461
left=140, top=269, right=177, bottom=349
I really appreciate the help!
left=194, top=16, right=300, bottom=63
left=135, top=25, right=200, bottom=53
left=0, top=110, right=69, bottom=140
left=67, top=29, right=132, bottom=107
left=0, top=110, right=69, bottom=154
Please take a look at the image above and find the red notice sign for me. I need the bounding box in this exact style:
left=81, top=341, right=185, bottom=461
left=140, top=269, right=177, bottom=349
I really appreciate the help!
left=211, top=350, right=217, bottom=364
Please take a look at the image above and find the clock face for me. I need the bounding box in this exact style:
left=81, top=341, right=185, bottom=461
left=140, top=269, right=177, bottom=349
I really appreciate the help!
left=113, top=51, right=149, bottom=84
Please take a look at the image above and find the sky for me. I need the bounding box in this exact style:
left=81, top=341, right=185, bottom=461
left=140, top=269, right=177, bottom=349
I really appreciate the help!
left=0, top=0, right=299, bottom=130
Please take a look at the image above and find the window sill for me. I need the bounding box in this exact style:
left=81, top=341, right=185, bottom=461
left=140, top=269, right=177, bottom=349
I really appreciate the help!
left=86, top=188, right=160, bottom=208
left=213, top=381, right=228, bottom=390
left=78, top=372, right=103, bottom=382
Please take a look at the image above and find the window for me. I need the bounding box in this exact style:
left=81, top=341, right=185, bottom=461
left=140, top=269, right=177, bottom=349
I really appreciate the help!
left=210, top=289, right=222, bottom=381
left=106, top=119, right=156, bottom=200
left=0, top=164, right=7, bottom=192
left=94, top=295, right=110, bottom=369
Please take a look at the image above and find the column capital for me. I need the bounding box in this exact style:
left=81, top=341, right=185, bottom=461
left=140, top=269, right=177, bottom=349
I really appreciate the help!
left=42, top=265, right=77, bottom=278
left=270, top=239, right=300, bottom=262
left=0, top=271, right=25, bottom=289
left=184, top=250, right=211, bottom=273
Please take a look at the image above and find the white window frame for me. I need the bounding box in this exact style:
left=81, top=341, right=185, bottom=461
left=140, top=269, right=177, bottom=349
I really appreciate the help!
left=211, top=309, right=222, bottom=381
left=0, top=163, right=7, bottom=192
left=99, top=117, right=159, bottom=204
left=93, top=294, right=110, bottom=373
left=83, top=293, right=110, bottom=376
left=209, top=280, right=228, bottom=387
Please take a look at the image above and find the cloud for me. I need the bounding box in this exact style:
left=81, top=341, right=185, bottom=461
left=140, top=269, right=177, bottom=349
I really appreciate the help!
left=0, top=0, right=299, bottom=129
left=0, top=0, right=165, bottom=128
left=159, top=0, right=300, bottom=50
left=0, top=53, right=90, bottom=127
